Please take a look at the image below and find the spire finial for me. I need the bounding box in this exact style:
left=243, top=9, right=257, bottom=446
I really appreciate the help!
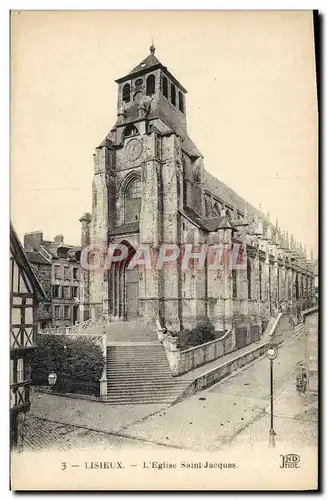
left=150, top=39, right=155, bottom=55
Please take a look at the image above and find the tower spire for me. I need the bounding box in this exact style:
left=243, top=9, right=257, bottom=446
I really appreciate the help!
left=150, top=39, right=155, bottom=55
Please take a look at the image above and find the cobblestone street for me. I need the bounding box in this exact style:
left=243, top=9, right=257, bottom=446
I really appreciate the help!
left=24, top=416, right=165, bottom=451
left=22, top=331, right=317, bottom=453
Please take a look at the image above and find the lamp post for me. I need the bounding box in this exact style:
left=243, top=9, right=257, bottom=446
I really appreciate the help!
left=266, top=345, right=278, bottom=448
left=48, top=371, right=57, bottom=392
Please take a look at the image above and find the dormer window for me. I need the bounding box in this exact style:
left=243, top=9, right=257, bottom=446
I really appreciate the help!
left=171, top=84, right=176, bottom=106
left=122, top=83, right=131, bottom=103
left=162, top=76, right=168, bottom=98
left=146, top=74, right=155, bottom=95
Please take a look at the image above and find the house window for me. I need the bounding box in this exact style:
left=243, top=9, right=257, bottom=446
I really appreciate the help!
left=64, top=305, right=70, bottom=319
left=54, top=265, right=61, bottom=278
left=146, top=74, right=155, bottom=95
left=232, top=269, right=237, bottom=298
left=162, top=75, right=168, bottom=98
left=16, top=358, right=24, bottom=383
left=63, top=286, right=70, bottom=299
left=178, top=91, right=184, bottom=113
left=247, top=259, right=252, bottom=300
left=125, top=177, right=142, bottom=223
left=64, top=266, right=70, bottom=279
left=171, top=84, right=176, bottom=106
left=73, top=286, right=79, bottom=298
left=122, top=83, right=131, bottom=103
left=53, top=285, right=61, bottom=298
left=54, top=305, right=60, bottom=319
left=73, top=267, right=79, bottom=279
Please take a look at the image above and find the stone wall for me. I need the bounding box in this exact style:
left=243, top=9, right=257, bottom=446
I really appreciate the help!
left=162, top=328, right=236, bottom=376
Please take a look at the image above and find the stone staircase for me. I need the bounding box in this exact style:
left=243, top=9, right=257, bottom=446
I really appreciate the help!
left=104, top=321, right=159, bottom=344
left=104, top=344, right=192, bottom=405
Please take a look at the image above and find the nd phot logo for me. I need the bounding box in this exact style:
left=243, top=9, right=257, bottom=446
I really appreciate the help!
left=280, top=454, right=300, bottom=469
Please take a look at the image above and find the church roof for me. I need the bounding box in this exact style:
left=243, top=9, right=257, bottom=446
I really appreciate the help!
left=203, top=169, right=263, bottom=221
left=128, top=53, right=162, bottom=76
left=110, top=221, right=140, bottom=236
left=181, top=207, right=237, bottom=233
left=115, top=47, right=187, bottom=93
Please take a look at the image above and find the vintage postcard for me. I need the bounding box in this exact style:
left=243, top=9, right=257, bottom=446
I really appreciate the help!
left=10, top=10, right=319, bottom=491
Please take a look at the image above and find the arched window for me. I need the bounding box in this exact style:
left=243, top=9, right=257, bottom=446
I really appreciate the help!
left=247, top=259, right=252, bottom=300
left=295, top=274, right=299, bottom=299
left=146, top=74, right=155, bottom=95
left=125, top=177, right=142, bottom=223
left=232, top=269, right=237, bottom=298
left=122, top=83, right=131, bottom=103
left=178, top=91, right=184, bottom=113
left=171, top=84, right=176, bottom=106
left=162, top=76, right=168, bottom=98
left=124, top=124, right=139, bottom=137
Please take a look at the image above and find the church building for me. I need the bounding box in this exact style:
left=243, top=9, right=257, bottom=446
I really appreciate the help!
left=79, top=45, right=315, bottom=342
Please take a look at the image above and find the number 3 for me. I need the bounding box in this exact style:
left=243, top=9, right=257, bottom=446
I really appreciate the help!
left=61, top=462, right=67, bottom=470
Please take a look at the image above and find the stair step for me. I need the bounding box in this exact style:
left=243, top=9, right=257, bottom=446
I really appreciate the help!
left=108, top=380, right=186, bottom=388
left=106, top=390, right=187, bottom=396
left=103, top=337, right=189, bottom=404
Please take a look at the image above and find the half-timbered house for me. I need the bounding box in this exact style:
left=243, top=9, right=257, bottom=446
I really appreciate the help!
left=10, top=223, right=46, bottom=448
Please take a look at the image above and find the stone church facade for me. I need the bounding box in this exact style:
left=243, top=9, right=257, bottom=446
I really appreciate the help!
left=79, top=46, right=315, bottom=340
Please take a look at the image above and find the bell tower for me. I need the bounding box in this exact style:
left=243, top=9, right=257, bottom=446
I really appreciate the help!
left=88, top=46, right=204, bottom=328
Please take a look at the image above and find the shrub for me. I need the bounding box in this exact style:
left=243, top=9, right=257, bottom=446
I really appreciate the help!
left=26, top=334, right=105, bottom=396
left=177, top=318, right=216, bottom=350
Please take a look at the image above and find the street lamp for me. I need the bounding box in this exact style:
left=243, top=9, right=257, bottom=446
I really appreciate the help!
left=48, top=371, right=57, bottom=392
left=266, top=345, right=278, bottom=448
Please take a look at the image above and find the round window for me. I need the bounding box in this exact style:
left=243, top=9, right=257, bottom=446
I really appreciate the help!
left=135, top=78, right=143, bottom=86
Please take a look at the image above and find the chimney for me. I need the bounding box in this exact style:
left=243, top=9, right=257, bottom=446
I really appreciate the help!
left=54, top=235, right=64, bottom=244
left=24, top=231, right=43, bottom=251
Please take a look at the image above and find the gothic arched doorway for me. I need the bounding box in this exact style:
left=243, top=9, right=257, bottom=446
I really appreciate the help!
left=109, top=241, right=139, bottom=320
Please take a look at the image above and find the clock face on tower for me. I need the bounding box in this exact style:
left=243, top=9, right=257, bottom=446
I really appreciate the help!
left=125, top=138, right=143, bottom=162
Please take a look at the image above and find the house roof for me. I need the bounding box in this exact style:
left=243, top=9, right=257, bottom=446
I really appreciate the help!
left=25, top=250, right=51, bottom=266
left=10, top=223, right=47, bottom=300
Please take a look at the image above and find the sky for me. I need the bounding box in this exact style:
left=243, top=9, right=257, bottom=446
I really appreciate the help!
left=10, top=10, right=318, bottom=256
